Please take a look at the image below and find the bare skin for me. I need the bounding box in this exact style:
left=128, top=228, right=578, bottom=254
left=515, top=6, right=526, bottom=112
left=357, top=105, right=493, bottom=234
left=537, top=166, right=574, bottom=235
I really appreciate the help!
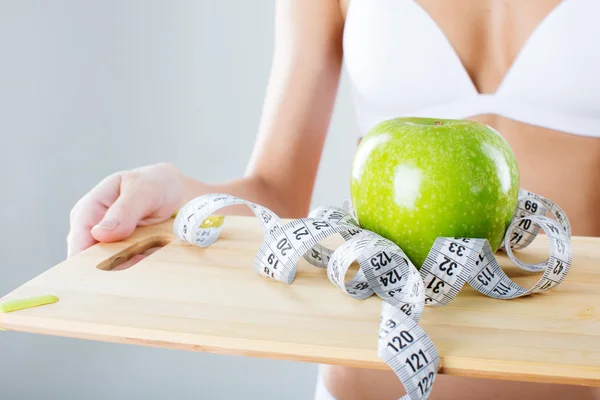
left=67, top=0, right=600, bottom=398
left=321, top=1, right=600, bottom=399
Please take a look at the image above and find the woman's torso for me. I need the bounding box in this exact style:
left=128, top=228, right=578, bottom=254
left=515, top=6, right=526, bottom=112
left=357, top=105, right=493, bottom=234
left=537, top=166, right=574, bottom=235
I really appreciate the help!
left=342, top=0, right=600, bottom=237
left=323, top=1, right=600, bottom=399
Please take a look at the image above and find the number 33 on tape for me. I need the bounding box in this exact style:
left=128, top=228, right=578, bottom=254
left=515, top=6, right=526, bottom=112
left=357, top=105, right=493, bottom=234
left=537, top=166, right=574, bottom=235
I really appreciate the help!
left=173, top=188, right=572, bottom=399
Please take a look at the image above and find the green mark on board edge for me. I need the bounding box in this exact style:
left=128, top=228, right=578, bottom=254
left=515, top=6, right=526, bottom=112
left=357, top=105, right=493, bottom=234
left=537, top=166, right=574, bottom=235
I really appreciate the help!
left=0, top=294, right=59, bottom=313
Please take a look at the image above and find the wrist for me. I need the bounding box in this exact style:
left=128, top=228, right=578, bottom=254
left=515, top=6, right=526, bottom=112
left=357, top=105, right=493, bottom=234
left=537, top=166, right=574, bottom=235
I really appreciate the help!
left=178, top=171, right=214, bottom=207
left=175, top=171, right=291, bottom=218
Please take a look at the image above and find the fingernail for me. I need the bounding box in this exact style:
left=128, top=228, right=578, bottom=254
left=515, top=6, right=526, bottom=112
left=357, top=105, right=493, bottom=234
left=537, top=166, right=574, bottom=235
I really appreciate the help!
left=92, top=220, right=119, bottom=232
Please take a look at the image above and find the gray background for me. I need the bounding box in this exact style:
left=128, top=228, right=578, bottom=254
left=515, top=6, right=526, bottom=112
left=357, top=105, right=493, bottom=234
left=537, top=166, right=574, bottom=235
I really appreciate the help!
left=0, top=1, right=359, bottom=399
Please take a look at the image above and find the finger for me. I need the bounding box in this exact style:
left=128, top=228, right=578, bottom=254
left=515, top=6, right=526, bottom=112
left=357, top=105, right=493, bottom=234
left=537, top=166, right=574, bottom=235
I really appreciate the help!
left=66, top=227, right=97, bottom=258
left=90, top=180, right=156, bottom=243
left=70, top=172, right=122, bottom=221
left=67, top=201, right=108, bottom=257
left=67, top=174, right=122, bottom=257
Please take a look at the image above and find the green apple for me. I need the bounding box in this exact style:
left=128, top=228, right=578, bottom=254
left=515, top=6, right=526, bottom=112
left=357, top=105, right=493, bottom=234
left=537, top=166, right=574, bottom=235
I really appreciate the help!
left=350, top=117, right=520, bottom=269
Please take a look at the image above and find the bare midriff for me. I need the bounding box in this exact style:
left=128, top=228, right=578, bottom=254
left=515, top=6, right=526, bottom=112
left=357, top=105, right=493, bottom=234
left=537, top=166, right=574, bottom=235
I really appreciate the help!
left=470, top=114, right=600, bottom=238
left=323, top=0, right=600, bottom=399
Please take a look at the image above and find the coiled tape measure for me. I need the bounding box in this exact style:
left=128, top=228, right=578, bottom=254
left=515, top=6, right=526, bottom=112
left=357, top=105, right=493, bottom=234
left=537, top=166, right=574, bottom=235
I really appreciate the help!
left=173, top=188, right=571, bottom=399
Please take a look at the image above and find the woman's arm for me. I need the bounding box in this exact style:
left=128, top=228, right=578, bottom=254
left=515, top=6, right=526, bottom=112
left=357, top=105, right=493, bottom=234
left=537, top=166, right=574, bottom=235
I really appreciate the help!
left=233, top=0, right=345, bottom=217
left=67, top=0, right=345, bottom=255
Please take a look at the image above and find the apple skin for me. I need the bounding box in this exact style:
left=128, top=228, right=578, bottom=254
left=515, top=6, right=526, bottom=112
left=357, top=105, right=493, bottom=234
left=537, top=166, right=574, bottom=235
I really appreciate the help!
left=350, top=117, right=520, bottom=269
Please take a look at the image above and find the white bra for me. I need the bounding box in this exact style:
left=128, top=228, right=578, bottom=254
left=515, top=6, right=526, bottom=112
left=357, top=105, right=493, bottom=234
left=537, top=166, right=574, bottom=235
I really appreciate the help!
left=343, top=0, right=600, bottom=138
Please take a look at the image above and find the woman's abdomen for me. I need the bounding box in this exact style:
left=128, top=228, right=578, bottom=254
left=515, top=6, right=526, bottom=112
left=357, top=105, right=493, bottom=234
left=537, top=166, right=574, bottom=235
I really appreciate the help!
left=470, top=114, right=600, bottom=238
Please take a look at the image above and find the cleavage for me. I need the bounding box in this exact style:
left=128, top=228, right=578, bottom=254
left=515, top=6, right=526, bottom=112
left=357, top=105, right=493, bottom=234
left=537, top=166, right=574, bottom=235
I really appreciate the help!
left=414, top=0, right=563, bottom=95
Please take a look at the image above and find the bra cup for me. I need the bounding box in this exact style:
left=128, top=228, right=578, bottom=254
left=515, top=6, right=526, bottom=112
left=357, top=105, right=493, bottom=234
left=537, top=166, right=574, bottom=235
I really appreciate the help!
left=497, top=0, right=600, bottom=119
left=343, top=0, right=476, bottom=122
left=343, top=0, right=600, bottom=137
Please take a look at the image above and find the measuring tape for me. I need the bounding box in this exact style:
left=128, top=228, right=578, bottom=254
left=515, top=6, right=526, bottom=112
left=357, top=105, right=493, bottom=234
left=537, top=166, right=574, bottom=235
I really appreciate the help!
left=173, top=188, right=572, bottom=400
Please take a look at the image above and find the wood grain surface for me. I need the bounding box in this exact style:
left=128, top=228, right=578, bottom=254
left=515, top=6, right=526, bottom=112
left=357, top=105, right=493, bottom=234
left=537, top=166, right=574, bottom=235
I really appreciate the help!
left=1, top=216, right=599, bottom=386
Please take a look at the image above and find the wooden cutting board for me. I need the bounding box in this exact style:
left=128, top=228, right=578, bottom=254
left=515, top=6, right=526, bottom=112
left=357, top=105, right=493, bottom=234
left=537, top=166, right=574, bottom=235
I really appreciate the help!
left=1, top=216, right=599, bottom=387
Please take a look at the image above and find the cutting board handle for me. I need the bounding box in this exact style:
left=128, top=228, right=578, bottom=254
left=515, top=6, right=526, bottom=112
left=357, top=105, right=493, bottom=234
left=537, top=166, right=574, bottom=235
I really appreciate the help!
left=86, top=221, right=175, bottom=271
left=96, top=234, right=172, bottom=271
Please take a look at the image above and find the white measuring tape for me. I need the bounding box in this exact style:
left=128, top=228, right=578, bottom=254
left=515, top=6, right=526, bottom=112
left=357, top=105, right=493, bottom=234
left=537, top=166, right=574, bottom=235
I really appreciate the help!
left=173, top=188, right=571, bottom=400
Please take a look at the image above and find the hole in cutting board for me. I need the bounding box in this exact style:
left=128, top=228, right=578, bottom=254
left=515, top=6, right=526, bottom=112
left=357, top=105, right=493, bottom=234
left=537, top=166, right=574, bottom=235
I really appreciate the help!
left=96, top=235, right=172, bottom=271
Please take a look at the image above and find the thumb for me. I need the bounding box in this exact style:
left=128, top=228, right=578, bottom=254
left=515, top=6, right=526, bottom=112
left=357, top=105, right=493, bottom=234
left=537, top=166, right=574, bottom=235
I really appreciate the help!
left=91, top=184, right=155, bottom=243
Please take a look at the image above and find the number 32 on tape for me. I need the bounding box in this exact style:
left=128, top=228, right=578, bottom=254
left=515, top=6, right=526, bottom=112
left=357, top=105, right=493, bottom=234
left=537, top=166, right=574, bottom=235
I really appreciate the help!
left=173, top=188, right=572, bottom=399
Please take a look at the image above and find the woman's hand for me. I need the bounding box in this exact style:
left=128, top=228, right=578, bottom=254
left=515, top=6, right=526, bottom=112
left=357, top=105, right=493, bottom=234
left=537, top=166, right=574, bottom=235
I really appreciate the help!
left=66, top=162, right=185, bottom=258
left=65, top=0, right=346, bottom=262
